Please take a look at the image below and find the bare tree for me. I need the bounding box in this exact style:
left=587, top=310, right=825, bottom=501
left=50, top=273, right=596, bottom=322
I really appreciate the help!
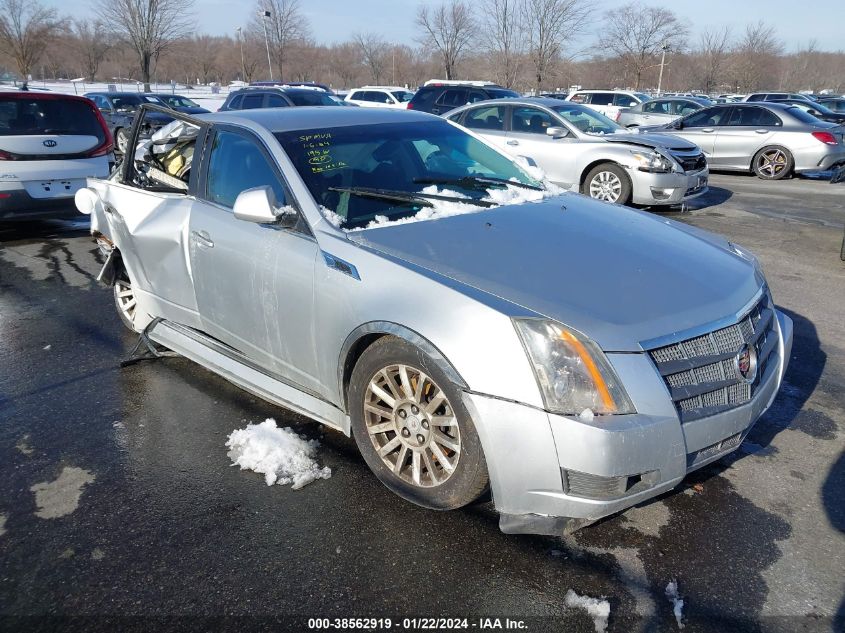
left=416, top=0, right=475, bottom=80
left=598, top=2, right=687, bottom=90
left=522, top=0, right=589, bottom=92
left=697, top=26, right=731, bottom=94
left=0, top=0, right=57, bottom=80
left=731, top=22, right=782, bottom=92
left=72, top=20, right=113, bottom=82
left=482, top=0, right=523, bottom=89
left=98, top=0, right=194, bottom=91
left=354, top=32, right=389, bottom=84
left=250, top=0, right=309, bottom=81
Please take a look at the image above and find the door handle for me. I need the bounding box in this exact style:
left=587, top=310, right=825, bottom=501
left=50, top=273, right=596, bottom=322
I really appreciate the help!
left=191, top=230, right=214, bottom=248
left=702, top=128, right=715, bottom=133
left=507, top=140, right=519, bottom=146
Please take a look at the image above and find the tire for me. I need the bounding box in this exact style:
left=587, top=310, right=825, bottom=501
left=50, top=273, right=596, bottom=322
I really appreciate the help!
left=840, top=225, right=845, bottom=262
left=115, top=128, right=129, bottom=155
left=113, top=271, right=139, bottom=331
left=752, top=146, right=794, bottom=180
left=582, top=163, right=632, bottom=204
left=348, top=336, right=489, bottom=511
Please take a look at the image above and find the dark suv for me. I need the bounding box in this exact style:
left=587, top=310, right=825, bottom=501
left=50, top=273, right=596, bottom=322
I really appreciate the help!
left=218, top=88, right=341, bottom=111
left=407, top=82, right=520, bottom=115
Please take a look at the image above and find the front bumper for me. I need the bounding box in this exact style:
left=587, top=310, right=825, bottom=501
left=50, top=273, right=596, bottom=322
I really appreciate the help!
left=630, top=168, right=709, bottom=206
left=466, top=309, right=793, bottom=536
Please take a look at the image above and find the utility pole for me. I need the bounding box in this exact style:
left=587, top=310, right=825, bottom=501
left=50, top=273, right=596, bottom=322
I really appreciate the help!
left=657, top=43, right=669, bottom=95
left=236, top=27, right=246, bottom=82
left=261, top=10, right=274, bottom=81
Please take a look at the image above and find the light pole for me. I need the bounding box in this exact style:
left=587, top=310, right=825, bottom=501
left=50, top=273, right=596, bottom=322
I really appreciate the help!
left=260, top=10, right=274, bottom=81
left=235, top=27, right=246, bottom=82
left=657, top=43, right=670, bottom=95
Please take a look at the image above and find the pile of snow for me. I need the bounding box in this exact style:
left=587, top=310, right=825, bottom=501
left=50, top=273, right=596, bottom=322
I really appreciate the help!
left=665, top=580, right=685, bottom=629
left=578, top=408, right=595, bottom=422
left=226, top=418, right=331, bottom=489
left=565, top=589, right=610, bottom=633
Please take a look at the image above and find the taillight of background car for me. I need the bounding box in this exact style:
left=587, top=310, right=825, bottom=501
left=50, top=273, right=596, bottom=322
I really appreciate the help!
left=811, top=131, right=838, bottom=145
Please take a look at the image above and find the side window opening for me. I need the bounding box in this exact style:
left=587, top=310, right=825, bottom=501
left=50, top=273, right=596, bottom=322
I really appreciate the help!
left=127, top=114, right=200, bottom=193
left=205, top=130, right=287, bottom=210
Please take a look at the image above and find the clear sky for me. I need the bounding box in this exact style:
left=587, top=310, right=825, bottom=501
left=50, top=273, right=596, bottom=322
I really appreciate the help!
left=48, top=0, right=845, bottom=53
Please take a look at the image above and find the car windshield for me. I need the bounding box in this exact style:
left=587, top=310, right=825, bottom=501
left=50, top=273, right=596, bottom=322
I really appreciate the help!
left=285, top=91, right=339, bottom=107
left=392, top=91, right=414, bottom=102
left=786, top=106, right=832, bottom=125
left=488, top=88, right=520, bottom=99
left=551, top=104, right=621, bottom=135
left=112, top=95, right=163, bottom=111
left=162, top=96, right=200, bottom=108
left=634, top=93, right=651, bottom=102
left=275, top=120, right=541, bottom=229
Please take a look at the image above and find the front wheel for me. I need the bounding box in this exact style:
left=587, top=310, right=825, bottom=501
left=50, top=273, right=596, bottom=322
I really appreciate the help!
left=348, top=337, right=489, bottom=510
left=753, top=146, right=793, bottom=180
left=115, top=128, right=129, bottom=154
left=582, top=163, right=632, bottom=204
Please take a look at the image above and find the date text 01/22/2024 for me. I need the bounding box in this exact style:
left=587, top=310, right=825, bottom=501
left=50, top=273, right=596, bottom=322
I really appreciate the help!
left=307, top=618, right=528, bottom=630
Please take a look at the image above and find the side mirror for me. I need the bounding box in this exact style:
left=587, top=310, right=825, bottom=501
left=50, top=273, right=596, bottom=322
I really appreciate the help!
left=233, top=186, right=296, bottom=227
left=673, top=120, right=684, bottom=130
left=545, top=126, right=568, bottom=138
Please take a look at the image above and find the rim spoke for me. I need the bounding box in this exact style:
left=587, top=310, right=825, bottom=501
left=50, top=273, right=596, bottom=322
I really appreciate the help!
left=398, top=365, right=414, bottom=400
left=369, top=382, right=396, bottom=408
left=432, top=430, right=460, bottom=453
left=378, top=436, right=401, bottom=457
left=422, top=451, right=438, bottom=484
left=413, top=372, right=427, bottom=401
left=380, top=369, right=401, bottom=400
left=424, top=391, right=446, bottom=415
left=364, top=402, right=393, bottom=419
left=412, top=451, right=421, bottom=485
left=394, top=445, right=408, bottom=474
left=367, top=421, right=395, bottom=435
left=430, top=442, right=454, bottom=473
left=430, top=414, right=457, bottom=427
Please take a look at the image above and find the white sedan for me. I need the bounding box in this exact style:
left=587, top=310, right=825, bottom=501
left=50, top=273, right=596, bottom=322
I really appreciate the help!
left=344, top=87, right=414, bottom=109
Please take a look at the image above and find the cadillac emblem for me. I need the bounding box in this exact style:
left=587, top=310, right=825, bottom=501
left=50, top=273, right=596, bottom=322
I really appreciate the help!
left=734, top=344, right=758, bottom=384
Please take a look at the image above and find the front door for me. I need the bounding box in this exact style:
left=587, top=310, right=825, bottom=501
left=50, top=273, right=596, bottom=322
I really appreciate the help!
left=673, top=106, right=730, bottom=159
left=505, top=105, right=577, bottom=187
left=711, top=106, right=778, bottom=170
left=189, top=128, right=322, bottom=393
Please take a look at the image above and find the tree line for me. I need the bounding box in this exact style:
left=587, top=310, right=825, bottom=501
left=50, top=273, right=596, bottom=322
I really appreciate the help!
left=1, top=0, right=843, bottom=94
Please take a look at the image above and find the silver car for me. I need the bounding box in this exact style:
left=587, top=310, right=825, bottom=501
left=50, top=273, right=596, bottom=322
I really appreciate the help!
left=76, top=105, right=793, bottom=535
left=447, top=98, right=709, bottom=206
left=642, top=102, right=845, bottom=179
left=618, top=96, right=711, bottom=129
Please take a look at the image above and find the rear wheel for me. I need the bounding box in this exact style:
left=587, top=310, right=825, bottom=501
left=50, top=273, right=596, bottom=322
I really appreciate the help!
left=349, top=337, right=488, bottom=510
left=752, top=146, right=793, bottom=180
left=115, top=128, right=129, bottom=154
left=582, top=163, right=632, bottom=204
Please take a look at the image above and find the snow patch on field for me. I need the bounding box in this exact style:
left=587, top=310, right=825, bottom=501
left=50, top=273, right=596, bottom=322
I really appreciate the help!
left=665, top=580, right=685, bottom=629
left=226, top=419, right=331, bottom=489
left=565, top=589, right=610, bottom=633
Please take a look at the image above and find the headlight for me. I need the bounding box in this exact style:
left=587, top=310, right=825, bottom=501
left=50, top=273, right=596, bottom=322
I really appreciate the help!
left=514, top=318, right=636, bottom=417
left=630, top=150, right=675, bottom=173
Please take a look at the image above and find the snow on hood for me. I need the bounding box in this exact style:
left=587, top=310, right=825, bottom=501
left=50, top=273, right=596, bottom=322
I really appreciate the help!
left=351, top=196, right=763, bottom=351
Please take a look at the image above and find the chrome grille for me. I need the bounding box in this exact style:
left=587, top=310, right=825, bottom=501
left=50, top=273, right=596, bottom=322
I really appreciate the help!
left=648, top=293, right=778, bottom=423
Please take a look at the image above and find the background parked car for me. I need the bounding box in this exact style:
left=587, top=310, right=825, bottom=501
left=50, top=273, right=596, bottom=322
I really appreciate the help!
left=345, top=86, right=415, bottom=109
left=641, top=102, right=845, bottom=180
left=249, top=81, right=333, bottom=93
left=406, top=81, right=519, bottom=115
left=85, top=92, right=173, bottom=154
left=817, top=97, right=845, bottom=113
left=743, top=92, right=815, bottom=103
left=1, top=92, right=112, bottom=220
left=218, top=87, right=342, bottom=111
left=448, top=98, right=708, bottom=206
left=618, top=96, right=712, bottom=128
left=565, top=89, right=651, bottom=120
left=149, top=93, right=211, bottom=115
left=771, top=99, right=845, bottom=124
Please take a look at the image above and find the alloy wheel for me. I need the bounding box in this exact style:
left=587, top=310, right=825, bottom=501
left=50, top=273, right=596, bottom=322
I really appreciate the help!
left=114, top=278, right=137, bottom=326
left=756, top=149, right=788, bottom=177
left=363, top=364, right=461, bottom=488
left=589, top=171, right=623, bottom=202
left=116, top=129, right=129, bottom=154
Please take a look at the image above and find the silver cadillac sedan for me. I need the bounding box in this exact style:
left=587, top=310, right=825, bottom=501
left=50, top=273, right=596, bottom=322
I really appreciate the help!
left=75, top=105, right=793, bottom=535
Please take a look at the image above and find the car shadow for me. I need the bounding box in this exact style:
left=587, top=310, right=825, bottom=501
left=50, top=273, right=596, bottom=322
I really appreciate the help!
left=639, top=186, right=733, bottom=214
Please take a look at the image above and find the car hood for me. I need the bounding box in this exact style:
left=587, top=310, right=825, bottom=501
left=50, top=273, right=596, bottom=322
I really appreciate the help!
left=350, top=196, right=762, bottom=351
left=604, top=131, right=698, bottom=151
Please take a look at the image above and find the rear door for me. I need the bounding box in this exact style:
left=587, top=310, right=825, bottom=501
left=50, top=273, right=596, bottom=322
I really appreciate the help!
left=189, top=126, right=322, bottom=392
left=712, top=106, right=779, bottom=169
left=431, top=89, right=468, bottom=116
left=454, top=104, right=509, bottom=151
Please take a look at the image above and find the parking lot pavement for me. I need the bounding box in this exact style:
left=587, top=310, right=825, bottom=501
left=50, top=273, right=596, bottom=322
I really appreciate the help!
left=1, top=178, right=843, bottom=632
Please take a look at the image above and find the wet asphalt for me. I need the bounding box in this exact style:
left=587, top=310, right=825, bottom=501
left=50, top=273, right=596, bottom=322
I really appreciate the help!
left=0, top=173, right=843, bottom=633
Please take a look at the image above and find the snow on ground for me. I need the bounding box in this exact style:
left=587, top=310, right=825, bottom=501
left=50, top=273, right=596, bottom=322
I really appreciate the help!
left=226, top=419, right=331, bottom=489
left=665, top=580, right=685, bottom=629
left=0, top=80, right=229, bottom=111
left=564, top=589, right=610, bottom=633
